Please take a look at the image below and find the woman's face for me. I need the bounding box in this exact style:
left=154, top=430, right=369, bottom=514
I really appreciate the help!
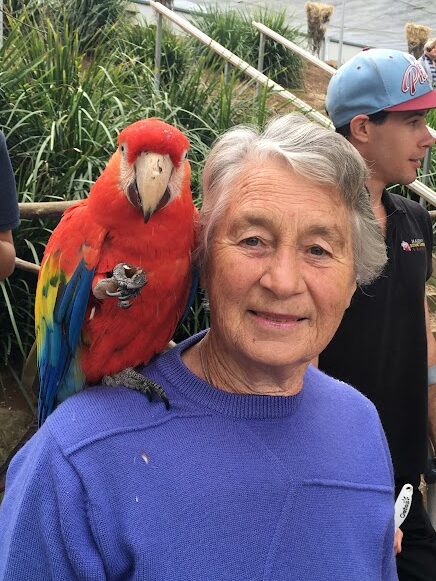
left=203, top=157, right=357, bottom=376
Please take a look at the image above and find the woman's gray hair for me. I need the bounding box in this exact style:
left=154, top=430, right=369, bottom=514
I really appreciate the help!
left=197, top=113, right=386, bottom=285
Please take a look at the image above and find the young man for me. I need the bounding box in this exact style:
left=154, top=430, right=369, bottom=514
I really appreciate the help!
left=319, top=48, right=436, bottom=580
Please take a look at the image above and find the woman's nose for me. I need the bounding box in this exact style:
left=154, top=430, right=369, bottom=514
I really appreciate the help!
left=259, top=250, right=306, bottom=298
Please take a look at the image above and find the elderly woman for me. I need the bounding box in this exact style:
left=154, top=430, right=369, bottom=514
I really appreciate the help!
left=0, top=115, right=396, bottom=580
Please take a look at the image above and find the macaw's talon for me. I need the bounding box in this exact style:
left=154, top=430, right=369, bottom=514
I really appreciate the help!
left=94, top=263, right=147, bottom=308
left=102, top=367, right=170, bottom=410
left=112, top=263, right=147, bottom=291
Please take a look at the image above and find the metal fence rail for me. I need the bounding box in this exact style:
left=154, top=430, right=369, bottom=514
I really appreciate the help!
left=147, top=0, right=331, bottom=128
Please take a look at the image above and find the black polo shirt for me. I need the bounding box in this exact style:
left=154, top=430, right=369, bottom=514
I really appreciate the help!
left=319, top=190, right=433, bottom=478
left=0, top=132, right=19, bottom=231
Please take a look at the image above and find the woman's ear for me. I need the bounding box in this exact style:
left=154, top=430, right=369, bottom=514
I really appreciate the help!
left=349, top=114, right=371, bottom=144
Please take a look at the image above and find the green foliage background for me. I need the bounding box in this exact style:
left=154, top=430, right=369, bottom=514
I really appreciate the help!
left=4, top=0, right=435, bottom=403
left=0, top=0, right=303, bottom=381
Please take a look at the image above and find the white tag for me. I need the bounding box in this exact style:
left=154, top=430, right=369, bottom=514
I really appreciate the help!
left=394, top=484, right=413, bottom=528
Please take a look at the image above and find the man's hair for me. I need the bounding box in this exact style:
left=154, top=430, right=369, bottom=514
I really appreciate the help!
left=196, top=113, right=387, bottom=286
left=424, top=38, right=436, bottom=52
left=335, top=110, right=390, bottom=138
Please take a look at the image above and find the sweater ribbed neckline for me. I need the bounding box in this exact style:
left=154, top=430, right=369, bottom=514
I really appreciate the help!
left=157, top=331, right=305, bottom=420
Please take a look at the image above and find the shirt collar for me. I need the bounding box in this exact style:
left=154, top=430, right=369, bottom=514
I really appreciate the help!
left=382, top=189, right=406, bottom=215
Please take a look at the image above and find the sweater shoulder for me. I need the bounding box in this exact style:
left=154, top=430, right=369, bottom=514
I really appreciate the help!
left=43, top=386, right=174, bottom=456
left=307, top=365, right=380, bottom=417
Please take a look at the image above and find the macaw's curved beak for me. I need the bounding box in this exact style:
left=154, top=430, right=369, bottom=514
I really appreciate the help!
left=128, top=152, right=173, bottom=222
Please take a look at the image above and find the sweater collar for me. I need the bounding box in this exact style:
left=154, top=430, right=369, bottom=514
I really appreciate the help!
left=157, top=331, right=305, bottom=419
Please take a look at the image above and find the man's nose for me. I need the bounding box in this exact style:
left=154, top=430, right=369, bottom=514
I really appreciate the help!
left=259, top=249, right=306, bottom=298
left=423, top=125, right=436, bottom=148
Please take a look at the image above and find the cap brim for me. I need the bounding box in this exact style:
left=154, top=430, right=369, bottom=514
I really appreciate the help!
left=384, top=89, right=436, bottom=112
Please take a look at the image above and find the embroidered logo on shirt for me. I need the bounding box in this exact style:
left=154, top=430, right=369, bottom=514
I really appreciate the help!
left=401, top=238, right=425, bottom=252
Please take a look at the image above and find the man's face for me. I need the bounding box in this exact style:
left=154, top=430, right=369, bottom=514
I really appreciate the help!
left=204, top=157, right=357, bottom=377
left=363, top=110, right=435, bottom=186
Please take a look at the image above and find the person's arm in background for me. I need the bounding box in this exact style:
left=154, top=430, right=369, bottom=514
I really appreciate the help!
left=0, top=230, right=16, bottom=280
left=0, top=131, right=19, bottom=280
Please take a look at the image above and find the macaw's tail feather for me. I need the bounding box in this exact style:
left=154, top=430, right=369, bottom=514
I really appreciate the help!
left=37, top=259, right=94, bottom=426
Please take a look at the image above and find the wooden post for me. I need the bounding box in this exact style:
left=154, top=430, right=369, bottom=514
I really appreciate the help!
left=0, top=0, right=3, bottom=49
left=256, top=31, right=266, bottom=99
left=154, top=12, right=162, bottom=90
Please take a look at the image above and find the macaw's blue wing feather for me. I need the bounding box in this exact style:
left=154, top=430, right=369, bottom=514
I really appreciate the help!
left=35, top=255, right=94, bottom=426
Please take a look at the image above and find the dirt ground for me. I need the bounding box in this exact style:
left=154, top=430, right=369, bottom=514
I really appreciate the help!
left=0, top=367, right=36, bottom=495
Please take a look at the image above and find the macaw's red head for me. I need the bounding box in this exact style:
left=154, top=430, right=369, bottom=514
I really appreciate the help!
left=118, top=118, right=190, bottom=222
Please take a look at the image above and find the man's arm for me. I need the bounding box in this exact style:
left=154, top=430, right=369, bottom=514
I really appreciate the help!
left=424, top=297, right=436, bottom=451
left=0, top=230, right=16, bottom=280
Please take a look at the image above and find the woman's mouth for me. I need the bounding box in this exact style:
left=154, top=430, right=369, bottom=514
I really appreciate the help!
left=249, top=310, right=307, bottom=328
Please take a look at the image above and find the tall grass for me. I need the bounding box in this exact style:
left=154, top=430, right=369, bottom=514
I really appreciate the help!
left=190, top=5, right=304, bottom=88
left=0, top=3, right=283, bottom=373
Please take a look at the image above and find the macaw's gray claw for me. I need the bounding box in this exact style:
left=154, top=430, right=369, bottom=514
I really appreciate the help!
left=93, top=263, right=147, bottom=308
left=102, top=367, right=170, bottom=410
left=112, top=263, right=147, bottom=291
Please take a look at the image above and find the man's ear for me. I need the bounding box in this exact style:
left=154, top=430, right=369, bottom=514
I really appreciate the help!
left=349, top=115, right=370, bottom=144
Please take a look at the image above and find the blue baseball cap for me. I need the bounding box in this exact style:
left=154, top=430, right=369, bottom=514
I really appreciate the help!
left=326, top=48, right=436, bottom=128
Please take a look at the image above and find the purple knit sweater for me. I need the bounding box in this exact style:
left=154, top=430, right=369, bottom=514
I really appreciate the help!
left=0, top=332, right=397, bottom=580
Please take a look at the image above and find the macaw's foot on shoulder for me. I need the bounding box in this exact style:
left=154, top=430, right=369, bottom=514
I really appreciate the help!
left=102, top=367, right=170, bottom=410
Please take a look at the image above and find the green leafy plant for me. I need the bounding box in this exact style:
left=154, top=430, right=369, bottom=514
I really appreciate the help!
left=190, top=5, right=304, bottom=88
left=0, top=4, right=282, bottom=378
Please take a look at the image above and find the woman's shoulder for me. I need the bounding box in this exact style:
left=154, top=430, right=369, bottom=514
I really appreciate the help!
left=42, top=385, right=171, bottom=454
left=307, top=365, right=379, bottom=416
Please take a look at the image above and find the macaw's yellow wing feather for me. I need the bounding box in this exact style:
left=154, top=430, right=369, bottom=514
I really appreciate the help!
left=35, top=203, right=105, bottom=425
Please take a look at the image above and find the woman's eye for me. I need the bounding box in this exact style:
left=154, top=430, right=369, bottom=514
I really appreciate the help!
left=309, top=245, right=328, bottom=256
left=243, top=237, right=261, bottom=247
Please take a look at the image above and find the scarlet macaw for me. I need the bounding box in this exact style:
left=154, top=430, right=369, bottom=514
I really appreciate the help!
left=35, top=118, right=197, bottom=425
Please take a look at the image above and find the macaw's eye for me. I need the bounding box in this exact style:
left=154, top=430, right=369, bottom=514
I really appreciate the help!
left=120, top=144, right=125, bottom=154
